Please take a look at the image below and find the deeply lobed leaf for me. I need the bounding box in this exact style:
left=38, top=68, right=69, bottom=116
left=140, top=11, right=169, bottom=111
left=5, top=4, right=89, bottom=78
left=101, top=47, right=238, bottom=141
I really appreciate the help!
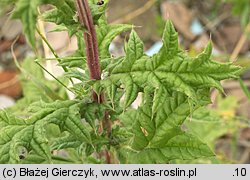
left=102, top=21, right=242, bottom=108
left=3, top=0, right=243, bottom=164
left=0, top=100, right=92, bottom=163
left=119, top=89, right=214, bottom=163
left=97, top=20, right=241, bottom=163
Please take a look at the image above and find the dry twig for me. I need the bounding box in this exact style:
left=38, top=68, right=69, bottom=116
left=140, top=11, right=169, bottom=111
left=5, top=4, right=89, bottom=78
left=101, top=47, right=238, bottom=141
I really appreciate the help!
left=111, top=0, right=157, bottom=24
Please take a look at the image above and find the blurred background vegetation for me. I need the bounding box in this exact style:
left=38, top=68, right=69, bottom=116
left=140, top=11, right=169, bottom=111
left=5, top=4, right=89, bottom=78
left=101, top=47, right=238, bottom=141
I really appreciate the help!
left=0, top=0, right=250, bottom=163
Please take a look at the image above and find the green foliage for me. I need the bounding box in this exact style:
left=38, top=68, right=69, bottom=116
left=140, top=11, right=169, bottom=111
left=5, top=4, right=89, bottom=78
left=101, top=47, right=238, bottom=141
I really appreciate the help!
left=226, top=0, right=250, bottom=27
left=9, top=58, right=68, bottom=114
left=11, top=0, right=110, bottom=47
left=0, top=100, right=92, bottom=163
left=101, top=21, right=241, bottom=108
left=0, top=0, right=242, bottom=164
left=11, top=0, right=42, bottom=47
left=185, top=95, right=240, bottom=146
left=42, top=0, right=79, bottom=36
left=96, top=22, right=241, bottom=163
left=239, top=78, right=250, bottom=102
left=175, top=95, right=247, bottom=164
left=118, top=90, right=214, bottom=163
left=96, top=18, right=132, bottom=58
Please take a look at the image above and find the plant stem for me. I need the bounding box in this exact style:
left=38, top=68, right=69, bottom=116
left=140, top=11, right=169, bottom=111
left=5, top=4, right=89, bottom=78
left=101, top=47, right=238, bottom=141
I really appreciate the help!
left=76, top=0, right=112, bottom=163
left=36, top=28, right=68, bottom=73
left=76, top=0, right=101, bottom=103
left=36, top=28, right=74, bottom=85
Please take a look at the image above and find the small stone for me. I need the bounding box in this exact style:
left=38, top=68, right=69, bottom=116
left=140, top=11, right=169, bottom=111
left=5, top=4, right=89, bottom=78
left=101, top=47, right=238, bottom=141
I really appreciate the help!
left=0, top=95, right=15, bottom=109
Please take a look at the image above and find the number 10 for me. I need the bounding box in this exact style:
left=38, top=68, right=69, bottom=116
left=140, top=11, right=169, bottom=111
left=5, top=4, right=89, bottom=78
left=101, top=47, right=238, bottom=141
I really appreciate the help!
left=235, top=168, right=247, bottom=176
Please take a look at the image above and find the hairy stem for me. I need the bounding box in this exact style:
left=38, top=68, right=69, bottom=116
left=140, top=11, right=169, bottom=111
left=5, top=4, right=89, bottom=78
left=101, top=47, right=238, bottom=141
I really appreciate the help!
left=76, top=0, right=112, bottom=163
left=76, top=0, right=101, bottom=84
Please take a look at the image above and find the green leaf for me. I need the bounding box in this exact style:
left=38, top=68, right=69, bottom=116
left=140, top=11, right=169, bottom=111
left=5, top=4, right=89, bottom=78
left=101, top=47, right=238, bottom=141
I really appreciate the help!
left=125, top=133, right=213, bottom=164
left=152, top=86, right=168, bottom=114
left=89, top=0, right=110, bottom=24
left=106, top=81, right=117, bottom=107
left=96, top=18, right=132, bottom=58
left=95, top=20, right=241, bottom=163
left=107, top=30, right=143, bottom=108
left=119, top=91, right=214, bottom=163
left=122, top=76, right=139, bottom=109
left=82, top=103, right=106, bottom=130
left=12, top=0, right=42, bottom=48
left=0, top=111, right=51, bottom=163
left=239, top=78, right=250, bottom=102
left=160, top=20, right=179, bottom=56
left=103, top=20, right=242, bottom=107
left=42, top=0, right=79, bottom=36
left=59, top=57, right=86, bottom=69
left=42, top=8, right=75, bottom=25
left=0, top=100, right=92, bottom=163
left=51, top=134, right=82, bottom=150
left=5, top=0, right=243, bottom=164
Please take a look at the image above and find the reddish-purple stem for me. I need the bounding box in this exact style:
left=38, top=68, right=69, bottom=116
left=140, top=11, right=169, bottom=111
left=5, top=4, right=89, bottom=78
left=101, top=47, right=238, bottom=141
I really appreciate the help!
left=76, top=0, right=102, bottom=102
left=76, top=0, right=112, bottom=163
